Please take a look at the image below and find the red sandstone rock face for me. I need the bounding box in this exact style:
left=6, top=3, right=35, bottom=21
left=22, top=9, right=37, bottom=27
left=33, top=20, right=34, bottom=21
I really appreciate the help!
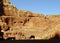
left=0, top=0, right=60, bottom=40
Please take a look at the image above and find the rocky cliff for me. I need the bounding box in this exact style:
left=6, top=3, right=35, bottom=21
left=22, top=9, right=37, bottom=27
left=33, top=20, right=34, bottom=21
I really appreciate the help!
left=0, top=0, right=60, bottom=40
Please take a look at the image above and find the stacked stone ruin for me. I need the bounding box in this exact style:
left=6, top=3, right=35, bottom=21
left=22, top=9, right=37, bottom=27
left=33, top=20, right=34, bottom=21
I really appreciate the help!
left=0, top=0, right=60, bottom=40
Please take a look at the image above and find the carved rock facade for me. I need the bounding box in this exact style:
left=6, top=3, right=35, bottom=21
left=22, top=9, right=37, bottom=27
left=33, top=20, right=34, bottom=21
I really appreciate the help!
left=0, top=0, right=60, bottom=40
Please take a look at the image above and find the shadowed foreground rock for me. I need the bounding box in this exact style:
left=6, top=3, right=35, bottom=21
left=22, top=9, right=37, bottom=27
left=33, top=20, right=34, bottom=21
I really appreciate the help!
left=0, top=0, right=60, bottom=40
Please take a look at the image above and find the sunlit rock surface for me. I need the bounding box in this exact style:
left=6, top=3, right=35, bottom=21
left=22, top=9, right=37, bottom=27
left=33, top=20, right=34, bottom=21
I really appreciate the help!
left=0, top=0, right=60, bottom=40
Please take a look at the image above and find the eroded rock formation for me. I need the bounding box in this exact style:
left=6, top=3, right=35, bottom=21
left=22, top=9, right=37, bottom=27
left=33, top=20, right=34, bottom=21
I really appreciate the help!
left=0, top=0, right=60, bottom=40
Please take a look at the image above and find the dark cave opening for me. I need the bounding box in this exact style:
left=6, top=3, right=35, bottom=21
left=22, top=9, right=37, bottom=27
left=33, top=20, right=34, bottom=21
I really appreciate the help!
left=30, top=35, right=35, bottom=40
left=5, top=18, right=9, bottom=25
left=49, top=34, right=60, bottom=40
left=0, top=0, right=5, bottom=16
left=0, top=32, right=4, bottom=40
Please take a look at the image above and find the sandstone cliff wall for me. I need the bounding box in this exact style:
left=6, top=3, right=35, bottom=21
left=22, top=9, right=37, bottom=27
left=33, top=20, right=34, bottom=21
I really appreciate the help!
left=0, top=0, right=60, bottom=40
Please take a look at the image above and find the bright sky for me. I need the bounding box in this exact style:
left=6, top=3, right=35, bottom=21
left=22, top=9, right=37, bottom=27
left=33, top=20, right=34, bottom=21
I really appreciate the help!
left=10, top=0, right=60, bottom=15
